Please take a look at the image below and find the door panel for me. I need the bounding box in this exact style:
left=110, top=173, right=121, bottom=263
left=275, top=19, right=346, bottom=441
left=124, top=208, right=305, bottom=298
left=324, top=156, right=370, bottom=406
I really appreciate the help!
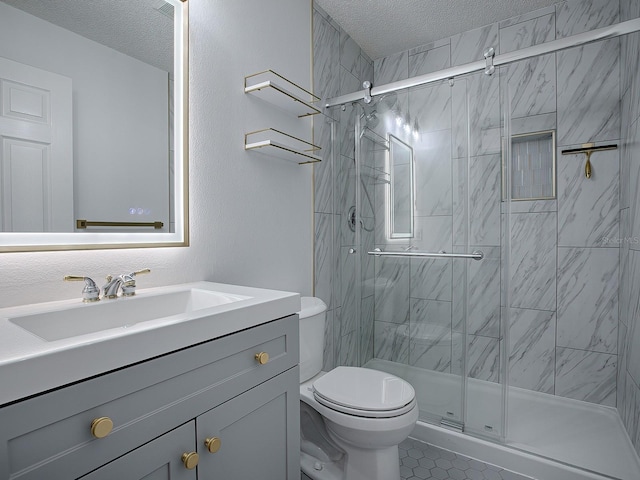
left=0, top=56, right=73, bottom=232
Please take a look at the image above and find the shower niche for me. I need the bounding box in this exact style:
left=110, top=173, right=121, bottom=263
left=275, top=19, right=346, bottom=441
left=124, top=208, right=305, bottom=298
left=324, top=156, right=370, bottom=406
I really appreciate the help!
left=502, top=130, right=556, bottom=201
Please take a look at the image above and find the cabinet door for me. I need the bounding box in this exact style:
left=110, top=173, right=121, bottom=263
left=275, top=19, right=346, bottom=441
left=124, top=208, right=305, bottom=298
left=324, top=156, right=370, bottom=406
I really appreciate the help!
left=80, top=422, right=197, bottom=480
left=196, top=367, right=300, bottom=480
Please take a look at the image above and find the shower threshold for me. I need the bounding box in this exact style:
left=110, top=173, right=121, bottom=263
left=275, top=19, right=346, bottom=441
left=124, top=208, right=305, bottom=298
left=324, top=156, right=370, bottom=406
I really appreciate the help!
left=364, top=358, right=640, bottom=480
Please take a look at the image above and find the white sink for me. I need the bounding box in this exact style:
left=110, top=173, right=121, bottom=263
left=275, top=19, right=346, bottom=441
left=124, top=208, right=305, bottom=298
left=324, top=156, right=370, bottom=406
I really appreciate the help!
left=0, top=281, right=300, bottom=406
left=10, top=288, right=250, bottom=342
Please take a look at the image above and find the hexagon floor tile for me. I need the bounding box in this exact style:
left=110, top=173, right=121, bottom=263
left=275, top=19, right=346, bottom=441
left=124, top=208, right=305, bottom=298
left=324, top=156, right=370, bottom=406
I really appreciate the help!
left=399, top=438, right=533, bottom=480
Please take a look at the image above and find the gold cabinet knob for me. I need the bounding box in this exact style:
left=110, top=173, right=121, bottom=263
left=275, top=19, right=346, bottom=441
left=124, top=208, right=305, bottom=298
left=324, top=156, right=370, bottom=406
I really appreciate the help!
left=255, top=352, right=269, bottom=365
left=204, top=436, right=221, bottom=453
left=90, top=417, right=113, bottom=439
left=181, top=452, right=199, bottom=470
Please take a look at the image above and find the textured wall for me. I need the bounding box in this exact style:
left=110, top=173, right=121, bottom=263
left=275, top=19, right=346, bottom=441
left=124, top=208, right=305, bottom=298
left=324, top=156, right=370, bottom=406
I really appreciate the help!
left=0, top=0, right=313, bottom=308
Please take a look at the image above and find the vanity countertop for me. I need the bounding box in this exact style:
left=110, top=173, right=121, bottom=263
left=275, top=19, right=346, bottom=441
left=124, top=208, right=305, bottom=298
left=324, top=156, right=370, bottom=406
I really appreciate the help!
left=0, top=282, right=300, bottom=406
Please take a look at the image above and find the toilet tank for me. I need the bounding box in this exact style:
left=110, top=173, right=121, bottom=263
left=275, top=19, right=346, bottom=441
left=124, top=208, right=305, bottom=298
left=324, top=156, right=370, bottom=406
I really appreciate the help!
left=298, top=297, right=327, bottom=383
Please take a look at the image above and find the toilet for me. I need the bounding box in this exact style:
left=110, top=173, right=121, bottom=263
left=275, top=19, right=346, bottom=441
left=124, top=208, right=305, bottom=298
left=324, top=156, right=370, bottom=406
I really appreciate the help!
left=298, top=297, right=418, bottom=480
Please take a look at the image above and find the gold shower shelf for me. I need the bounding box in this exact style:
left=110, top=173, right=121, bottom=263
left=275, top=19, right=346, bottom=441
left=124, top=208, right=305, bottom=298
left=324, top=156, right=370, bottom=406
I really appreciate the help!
left=244, top=128, right=322, bottom=165
left=244, top=70, right=320, bottom=117
left=76, top=220, right=164, bottom=229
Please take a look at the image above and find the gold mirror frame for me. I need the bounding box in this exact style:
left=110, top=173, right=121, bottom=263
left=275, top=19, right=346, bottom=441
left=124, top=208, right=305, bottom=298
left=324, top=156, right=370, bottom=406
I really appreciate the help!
left=0, top=0, right=189, bottom=252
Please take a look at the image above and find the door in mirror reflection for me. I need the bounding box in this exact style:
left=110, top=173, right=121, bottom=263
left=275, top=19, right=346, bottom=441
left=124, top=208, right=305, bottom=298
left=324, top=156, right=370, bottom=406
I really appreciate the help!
left=0, top=57, right=73, bottom=231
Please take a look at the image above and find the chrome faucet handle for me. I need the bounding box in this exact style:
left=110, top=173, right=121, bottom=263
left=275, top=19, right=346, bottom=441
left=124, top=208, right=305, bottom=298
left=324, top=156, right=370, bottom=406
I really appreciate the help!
left=120, top=269, right=150, bottom=297
left=102, top=275, right=123, bottom=299
left=64, top=276, right=101, bottom=303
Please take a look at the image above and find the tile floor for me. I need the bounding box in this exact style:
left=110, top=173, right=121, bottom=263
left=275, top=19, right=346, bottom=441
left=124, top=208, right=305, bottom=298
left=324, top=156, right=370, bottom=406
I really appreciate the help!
left=399, top=438, right=533, bottom=480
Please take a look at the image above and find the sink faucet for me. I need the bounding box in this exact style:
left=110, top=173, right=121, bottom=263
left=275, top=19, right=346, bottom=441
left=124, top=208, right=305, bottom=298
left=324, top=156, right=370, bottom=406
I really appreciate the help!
left=103, top=269, right=150, bottom=299
left=64, top=276, right=101, bottom=303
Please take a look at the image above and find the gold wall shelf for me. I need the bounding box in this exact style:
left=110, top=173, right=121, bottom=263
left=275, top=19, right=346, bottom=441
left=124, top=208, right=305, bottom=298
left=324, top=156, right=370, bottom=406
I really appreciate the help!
left=244, top=70, right=320, bottom=118
left=244, top=128, right=322, bottom=165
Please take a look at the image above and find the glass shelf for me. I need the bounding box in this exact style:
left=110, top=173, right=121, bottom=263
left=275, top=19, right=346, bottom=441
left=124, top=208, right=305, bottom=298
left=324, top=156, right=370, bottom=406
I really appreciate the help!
left=244, top=70, right=320, bottom=118
left=244, top=128, right=322, bottom=165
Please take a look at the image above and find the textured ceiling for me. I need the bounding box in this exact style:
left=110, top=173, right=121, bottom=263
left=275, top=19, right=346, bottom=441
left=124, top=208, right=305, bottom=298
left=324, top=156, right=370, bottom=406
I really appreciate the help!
left=1, top=0, right=174, bottom=72
left=315, top=0, right=561, bottom=60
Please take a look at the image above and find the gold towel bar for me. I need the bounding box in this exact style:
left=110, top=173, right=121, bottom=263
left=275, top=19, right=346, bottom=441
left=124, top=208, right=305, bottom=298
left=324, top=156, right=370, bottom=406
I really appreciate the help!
left=76, top=220, right=164, bottom=229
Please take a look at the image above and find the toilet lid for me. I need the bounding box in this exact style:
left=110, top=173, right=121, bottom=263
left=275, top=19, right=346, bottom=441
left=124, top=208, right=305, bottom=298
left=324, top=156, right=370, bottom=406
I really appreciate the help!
left=312, top=367, right=415, bottom=417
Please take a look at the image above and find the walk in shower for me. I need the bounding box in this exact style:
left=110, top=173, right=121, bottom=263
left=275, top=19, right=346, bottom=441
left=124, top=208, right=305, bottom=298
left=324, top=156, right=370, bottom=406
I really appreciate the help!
left=313, top=1, right=640, bottom=478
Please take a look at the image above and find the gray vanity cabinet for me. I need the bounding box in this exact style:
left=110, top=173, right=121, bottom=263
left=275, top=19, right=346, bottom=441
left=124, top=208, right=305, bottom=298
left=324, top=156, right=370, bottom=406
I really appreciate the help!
left=0, top=315, right=300, bottom=480
left=80, top=421, right=197, bottom=480
left=196, top=368, right=299, bottom=479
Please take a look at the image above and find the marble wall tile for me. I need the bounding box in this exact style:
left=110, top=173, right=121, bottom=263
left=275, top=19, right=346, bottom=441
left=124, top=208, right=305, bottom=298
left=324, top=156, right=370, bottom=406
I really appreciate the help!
left=627, top=250, right=640, bottom=386
left=451, top=80, right=468, bottom=159
left=500, top=13, right=555, bottom=54
left=453, top=246, right=502, bottom=337
left=360, top=295, right=375, bottom=365
left=315, top=212, right=334, bottom=309
left=510, top=212, right=557, bottom=311
left=314, top=114, right=334, bottom=214
left=414, top=129, right=453, bottom=216
left=408, top=44, right=451, bottom=78
left=629, top=120, right=640, bottom=247
left=340, top=29, right=360, bottom=78
left=338, top=71, right=361, bottom=157
left=468, top=73, right=502, bottom=156
left=313, top=9, right=340, bottom=108
left=502, top=199, right=557, bottom=214
left=502, top=54, right=556, bottom=120
left=621, top=31, right=640, bottom=99
left=337, top=155, right=356, bottom=247
left=452, top=157, right=467, bottom=245
left=499, top=5, right=556, bottom=30
left=469, top=155, right=501, bottom=245
left=621, top=0, right=640, bottom=22
left=555, top=347, right=617, bottom=406
left=413, top=215, right=453, bottom=253
left=333, top=307, right=342, bottom=366
left=508, top=112, right=557, bottom=137
left=332, top=214, right=343, bottom=308
left=557, top=39, right=620, bottom=146
left=618, top=321, right=629, bottom=410
left=619, top=208, right=630, bottom=327
left=509, top=308, right=556, bottom=393
left=323, top=307, right=335, bottom=371
left=340, top=246, right=357, bottom=334
left=451, top=23, right=499, bottom=67
left=411, top=258, right=452, bottom=301
left=557, top=247, right=619, bottom=354
left=410, top=298, right=453, bottom=327
left=621, top=117, right=631, bottom=209
left=407, top=320, right=452, bottom=372
left=409, top=83, right=452, bottom=134
left=374, top=320, right=409, bottom=363
left=467, top=335, right=501, bottom=383
left=622, top=373, right=640, bottom=453
left=558, top=145, right=619, bottom=247
left=360, top=54, right=373, bottom=84
left=339, top=330, right=358, bottom=367
left=374, top=256, right=410, bottom=324
left=556, top=0, right=619, bottom=38
left=374, top=50, right=408, bottom=85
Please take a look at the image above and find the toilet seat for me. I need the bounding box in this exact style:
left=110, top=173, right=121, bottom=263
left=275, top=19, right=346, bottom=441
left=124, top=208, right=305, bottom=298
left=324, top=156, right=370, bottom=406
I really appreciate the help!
left=312, top=367, right=416, bottom=419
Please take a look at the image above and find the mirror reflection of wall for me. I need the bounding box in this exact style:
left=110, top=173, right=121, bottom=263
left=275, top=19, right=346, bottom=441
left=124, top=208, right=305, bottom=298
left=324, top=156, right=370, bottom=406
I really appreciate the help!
left=388, top=134, right=414, bottom=239
left=0, top=0, right=174, bottom=233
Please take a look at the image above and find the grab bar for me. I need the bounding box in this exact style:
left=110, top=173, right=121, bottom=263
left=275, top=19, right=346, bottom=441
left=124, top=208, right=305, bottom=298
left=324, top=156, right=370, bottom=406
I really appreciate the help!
left=367, top=248, right=483, bottom=261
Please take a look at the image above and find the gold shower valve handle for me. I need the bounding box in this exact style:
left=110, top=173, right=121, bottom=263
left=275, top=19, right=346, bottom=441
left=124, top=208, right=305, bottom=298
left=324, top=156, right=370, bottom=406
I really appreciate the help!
left=90, top=416, right=113, bottom=439
left=181, top=452, right=199, bottom=470
left=204, top=436, right=222, bottom=453
left=255, top=352, right=269, bottom=365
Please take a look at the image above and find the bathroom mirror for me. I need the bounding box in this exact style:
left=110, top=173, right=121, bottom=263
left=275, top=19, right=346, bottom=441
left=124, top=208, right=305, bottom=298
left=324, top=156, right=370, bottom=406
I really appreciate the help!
left=387, top=134, right=414, bottom=239
left=0, top=0, right=188, bottom=252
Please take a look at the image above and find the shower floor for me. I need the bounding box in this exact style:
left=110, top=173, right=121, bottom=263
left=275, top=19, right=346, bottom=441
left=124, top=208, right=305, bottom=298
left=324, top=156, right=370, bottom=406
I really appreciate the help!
left=365, top=358, right=640, bottom=480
